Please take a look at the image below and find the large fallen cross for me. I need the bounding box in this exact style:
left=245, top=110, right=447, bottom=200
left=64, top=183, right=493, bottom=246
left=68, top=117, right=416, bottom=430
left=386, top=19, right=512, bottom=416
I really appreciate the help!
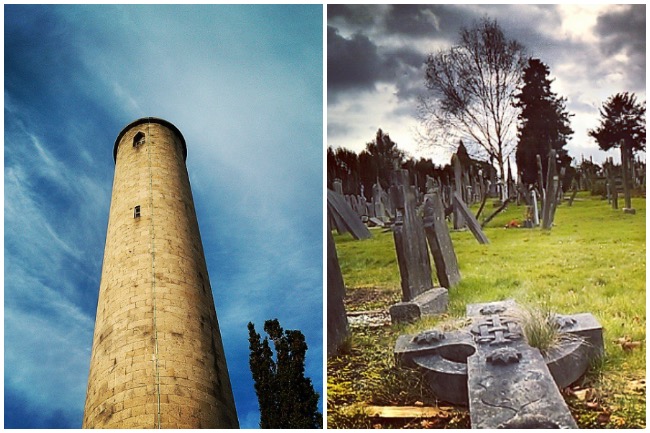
left=395, top=300, right=603, bottom=428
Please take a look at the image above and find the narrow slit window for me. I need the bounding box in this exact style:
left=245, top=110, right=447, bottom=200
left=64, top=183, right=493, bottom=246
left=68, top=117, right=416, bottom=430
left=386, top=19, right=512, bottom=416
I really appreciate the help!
left=133, top=132, right=145, bottom=147
left=134, top=205, right=141, bottom=218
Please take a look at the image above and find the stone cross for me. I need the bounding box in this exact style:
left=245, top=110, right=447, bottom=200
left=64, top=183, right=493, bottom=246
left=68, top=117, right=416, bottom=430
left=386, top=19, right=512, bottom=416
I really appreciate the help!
left=395, top=300, right=603, bottom=429
left=389, top=170, right=447, bottom=323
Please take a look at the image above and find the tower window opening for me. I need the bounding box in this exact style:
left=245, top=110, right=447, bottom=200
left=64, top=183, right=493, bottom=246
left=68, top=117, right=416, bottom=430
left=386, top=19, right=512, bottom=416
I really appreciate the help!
left=134, top=205, right=141, bottom=218
left=133, top=132, right=145, bottom=147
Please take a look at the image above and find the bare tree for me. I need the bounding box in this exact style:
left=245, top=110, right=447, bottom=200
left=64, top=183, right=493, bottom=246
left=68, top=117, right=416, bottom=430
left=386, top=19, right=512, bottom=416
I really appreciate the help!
left=417, top=17, right=526, bottom=182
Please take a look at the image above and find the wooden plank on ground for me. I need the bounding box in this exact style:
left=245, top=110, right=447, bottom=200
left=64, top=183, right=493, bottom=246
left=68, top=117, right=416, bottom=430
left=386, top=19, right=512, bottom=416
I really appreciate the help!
left=341, top=404, right=453, bottom=419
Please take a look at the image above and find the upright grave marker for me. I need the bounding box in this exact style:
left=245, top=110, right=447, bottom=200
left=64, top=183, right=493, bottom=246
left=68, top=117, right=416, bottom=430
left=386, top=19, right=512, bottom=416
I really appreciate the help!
left=389, top=169, right=447, bottom=323
left=452, top=153, right=465, bottom=229
left=423, top=191, right=461, bottom=289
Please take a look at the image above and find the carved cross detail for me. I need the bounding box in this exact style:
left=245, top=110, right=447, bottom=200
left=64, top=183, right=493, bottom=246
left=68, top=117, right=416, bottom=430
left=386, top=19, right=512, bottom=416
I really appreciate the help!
left=395, top=300, right=604, bottom=429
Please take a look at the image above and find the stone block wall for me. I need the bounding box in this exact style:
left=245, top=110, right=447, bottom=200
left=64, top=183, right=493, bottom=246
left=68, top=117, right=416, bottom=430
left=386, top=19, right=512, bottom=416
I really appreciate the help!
left=83, top=119, right=238, bottom=428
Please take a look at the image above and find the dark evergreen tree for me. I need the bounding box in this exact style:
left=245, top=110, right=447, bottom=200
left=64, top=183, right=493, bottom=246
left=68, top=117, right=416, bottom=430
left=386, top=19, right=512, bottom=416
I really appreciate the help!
left=513, top=58, right=573, bottom=186
left=588, top=92, right=646, bottom=159
left=359, top=128, right=405, bottom=192
left=248, top=319, right=322, bottom=429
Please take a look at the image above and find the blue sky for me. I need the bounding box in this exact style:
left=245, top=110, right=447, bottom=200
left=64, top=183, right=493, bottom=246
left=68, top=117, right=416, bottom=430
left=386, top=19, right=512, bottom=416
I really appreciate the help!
left=4, top=4, right=323, bottom=428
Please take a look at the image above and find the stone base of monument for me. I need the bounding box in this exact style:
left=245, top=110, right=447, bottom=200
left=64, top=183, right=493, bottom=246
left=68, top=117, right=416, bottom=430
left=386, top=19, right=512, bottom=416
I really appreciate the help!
left=389, top=288, right=448, bottom=324
left=623, top=208, right=636, bottom=214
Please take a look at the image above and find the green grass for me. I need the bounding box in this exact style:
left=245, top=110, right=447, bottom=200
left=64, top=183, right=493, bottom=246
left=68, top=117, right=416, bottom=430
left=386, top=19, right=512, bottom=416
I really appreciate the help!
left=328, top=192, right=645, bottom=428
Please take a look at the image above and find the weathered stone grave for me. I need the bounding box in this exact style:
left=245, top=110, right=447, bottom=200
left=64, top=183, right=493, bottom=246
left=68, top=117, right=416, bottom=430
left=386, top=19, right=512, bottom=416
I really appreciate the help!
left=395, top=299, right=603, bottom=428
left=327, top=226, right=348, bottom=357
left=452, top=153, right=466, bottom=229
left=541, top=150, right=558, bottom=229
left=423, top=191, right=460, bottom=289
left=389, top=169, right=448, bottom=324
left=452, top=192, right=489, bottom=244
left=327, top=189, right=371, bottom=240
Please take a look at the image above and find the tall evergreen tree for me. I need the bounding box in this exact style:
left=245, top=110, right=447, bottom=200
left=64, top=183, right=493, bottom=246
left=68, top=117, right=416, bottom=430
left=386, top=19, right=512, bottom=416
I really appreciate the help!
left=514, top=58, right=573, bottom=185
left=248, top=319, right=322, bottom=429
left=588, top=92, right=646, bottom=157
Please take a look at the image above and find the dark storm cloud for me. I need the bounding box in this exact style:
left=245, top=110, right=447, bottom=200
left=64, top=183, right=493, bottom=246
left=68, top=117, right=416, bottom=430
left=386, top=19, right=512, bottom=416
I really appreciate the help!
left=595, top=4, right=646, bottom=91
left=596, top=5, right=645, bottom=57
left=384, top=4, right=470, bottom=39
left=328, top=25, right=382, bottom=94
left=327, top=4, right=380, bottom=28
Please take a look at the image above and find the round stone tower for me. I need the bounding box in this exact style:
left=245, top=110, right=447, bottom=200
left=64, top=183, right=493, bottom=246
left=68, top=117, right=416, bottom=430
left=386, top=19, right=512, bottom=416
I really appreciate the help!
left=83, top=118, right=239, bottom=428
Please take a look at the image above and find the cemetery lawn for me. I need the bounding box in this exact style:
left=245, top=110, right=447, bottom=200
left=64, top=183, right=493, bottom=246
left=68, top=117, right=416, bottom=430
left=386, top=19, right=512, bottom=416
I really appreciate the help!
left=328, top=192, right=645, bottom=429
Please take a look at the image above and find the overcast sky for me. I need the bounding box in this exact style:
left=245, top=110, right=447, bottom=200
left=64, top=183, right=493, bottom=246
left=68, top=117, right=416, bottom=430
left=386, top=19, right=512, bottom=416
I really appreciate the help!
left=328, top=4, right=646, bottom=167
left=4, top=4, right=322, bottom=428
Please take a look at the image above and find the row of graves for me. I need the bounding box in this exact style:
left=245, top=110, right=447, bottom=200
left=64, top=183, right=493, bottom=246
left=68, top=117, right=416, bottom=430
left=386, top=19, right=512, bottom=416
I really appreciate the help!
left=328, top=159, right=605, bottom=428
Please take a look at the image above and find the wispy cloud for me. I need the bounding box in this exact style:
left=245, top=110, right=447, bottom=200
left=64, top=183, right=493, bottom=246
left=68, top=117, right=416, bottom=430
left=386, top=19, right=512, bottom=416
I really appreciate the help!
left=5, top=5, right=323, bottom=428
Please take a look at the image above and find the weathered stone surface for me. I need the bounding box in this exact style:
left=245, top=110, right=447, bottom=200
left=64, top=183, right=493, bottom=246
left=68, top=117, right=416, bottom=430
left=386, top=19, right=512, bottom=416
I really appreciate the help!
left=389, top=288, right=448, bottom=324
left=327, top=189, right=371, bottom=240
left=452, top=193, right=489, bottom=244
left=395, top=299, right=603, bottom=428
left=452, top=153, right=466, bottom=229
left=423, top=192, right=460, bottom=288
left=390, top=170, right=434, bottom=301
left=468, top=340, right=577, bottom=429
left=84, top=118, right=238, bottom=428
left=327, top=227, right=349, bottom=357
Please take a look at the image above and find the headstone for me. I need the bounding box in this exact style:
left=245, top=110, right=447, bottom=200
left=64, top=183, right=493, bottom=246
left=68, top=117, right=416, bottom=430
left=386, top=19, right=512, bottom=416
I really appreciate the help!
left=372, top=183, right=387, bottom=221
left=327, top=189, right=371, bottom=240
left=531, top=190, right=539, bottom=226
left=395, top=300, right=603, bottom=428
left=452, top=154, right=466, bottom=229
left=620, top=139, right=636, bottom=214
left=452, top=193, right=489, bottom=244
left=423, top=192, right=461, bottom=289
left=327, top=227, right=348, bottom=357
left=333, top=179, right=343, bottom=195
left=541, top=150, right=557, bottom=230
left=389, top=169, right=448, bottom=323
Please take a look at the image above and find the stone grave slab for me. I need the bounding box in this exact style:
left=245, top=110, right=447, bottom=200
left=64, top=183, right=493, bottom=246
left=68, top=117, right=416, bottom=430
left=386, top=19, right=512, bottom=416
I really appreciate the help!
left=395, top=300, right=603, bottom=428
left=327, top=227, right=348, bottom=357
left=452, top=193, right=489, bottom=244
left=423, top=192, right=460, bottom=288
left=389, top=169, right=447, bottom=323
left=327, top=189, right=371, bottom=240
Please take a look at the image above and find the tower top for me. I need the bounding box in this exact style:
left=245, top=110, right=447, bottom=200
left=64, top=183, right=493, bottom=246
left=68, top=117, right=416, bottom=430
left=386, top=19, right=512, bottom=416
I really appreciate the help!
left=113, top=117, right=187, bottom=162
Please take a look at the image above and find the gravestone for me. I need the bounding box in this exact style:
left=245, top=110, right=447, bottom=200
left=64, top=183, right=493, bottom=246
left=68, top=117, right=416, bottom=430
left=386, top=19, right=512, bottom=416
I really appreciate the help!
left=327, top=189, right=371, bottom=240
left=452, top=193, right=489, bottom=244
left=327, top=226, right=348, bottom=357
left=372, top=183, right=387, bottom=221
left=423, top=192, right=461, bottom=289
left=541, top=150, right=557, bottom=229
left=333, top=179, right=343, bottom=195
left=452, top=154, right=466, bottom=229
left=389, top=169, right=447, bottom=323
left=395, top=300, right=603, bottom=428
left=531, top=189, right=540, bottom=226
left=620, top=140, right=636, bottom=214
